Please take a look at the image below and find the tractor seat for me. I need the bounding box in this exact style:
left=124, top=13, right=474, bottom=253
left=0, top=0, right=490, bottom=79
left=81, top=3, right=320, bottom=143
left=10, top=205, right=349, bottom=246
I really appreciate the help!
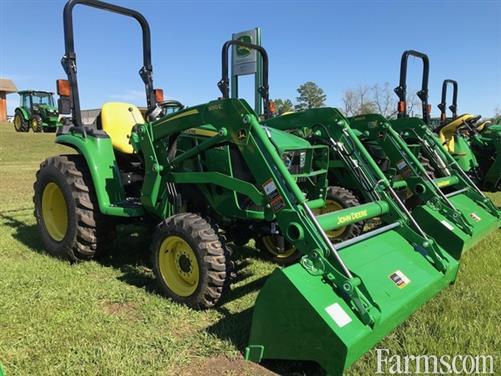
left=476, top=120, right=491, bottom=133
left=438, top=113, right=476, bottom=154
left=100, top=102, right=145, bottom=154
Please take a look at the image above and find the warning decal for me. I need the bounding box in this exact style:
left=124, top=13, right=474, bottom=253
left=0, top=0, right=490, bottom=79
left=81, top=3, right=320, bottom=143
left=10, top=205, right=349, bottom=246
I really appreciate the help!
left=389, top=270, right=411, bottom=289
left=469, top=213, right=481, bottom=222
left=262, top=178, right=285, bottom=212
left=396, top=159, right=412, bottom=179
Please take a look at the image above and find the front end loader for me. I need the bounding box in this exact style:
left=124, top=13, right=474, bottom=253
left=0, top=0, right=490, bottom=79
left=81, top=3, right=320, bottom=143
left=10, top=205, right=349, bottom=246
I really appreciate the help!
left=33, top=2, right=459, bottom=375
left=348, top=50, right=500, bottom=259
left=218, top=41, right=458, bottom=373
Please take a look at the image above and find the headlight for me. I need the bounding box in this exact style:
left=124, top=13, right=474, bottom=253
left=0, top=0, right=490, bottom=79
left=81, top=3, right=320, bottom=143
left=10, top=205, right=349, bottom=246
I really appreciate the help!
left=282, top=150, right=307, bottom=174
left=282, top=152, right=294, bottom=169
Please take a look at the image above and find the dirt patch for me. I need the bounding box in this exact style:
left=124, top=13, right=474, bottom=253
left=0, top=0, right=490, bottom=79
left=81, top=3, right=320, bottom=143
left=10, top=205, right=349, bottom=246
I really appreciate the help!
left=101, top=301, right=138, bottom=320
left=177, top=356, right=277, bottom=376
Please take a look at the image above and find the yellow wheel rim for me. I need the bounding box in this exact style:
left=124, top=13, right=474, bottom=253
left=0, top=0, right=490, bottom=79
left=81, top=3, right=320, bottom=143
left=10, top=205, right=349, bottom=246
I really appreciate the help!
left=41, top=182, right=68, bottom=241
left=32, top=118, right=40, bottom=131
left=14, top=116, right=21, bottom=130
left=158, top=235, right=199, bottom=297
left=314, top=199, right=346, bottom=239
left=262, top=236, right=297, bottom=259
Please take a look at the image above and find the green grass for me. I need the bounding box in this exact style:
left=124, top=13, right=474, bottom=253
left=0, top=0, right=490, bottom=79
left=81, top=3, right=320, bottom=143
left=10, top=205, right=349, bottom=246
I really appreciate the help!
left=0, top=123, right=499, bottom=375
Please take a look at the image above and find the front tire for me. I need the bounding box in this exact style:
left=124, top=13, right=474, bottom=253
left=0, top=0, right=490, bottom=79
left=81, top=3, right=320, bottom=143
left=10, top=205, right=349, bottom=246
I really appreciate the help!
left=31, top=115, right=43, bottom=132
left=255, top=235, right=300, bottom=265
left=152, top=213, right=230, bottom=309
left=317, top=186, right=364, bottom=241
left=256, top=186, right=364, bottom=265
left=33, top=155, right=115, bottom=261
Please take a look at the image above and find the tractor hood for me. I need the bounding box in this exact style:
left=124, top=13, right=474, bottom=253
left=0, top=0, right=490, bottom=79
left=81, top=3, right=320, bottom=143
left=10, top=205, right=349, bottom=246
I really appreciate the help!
left=264, top=126, right=313, bottom=153
left=36, top=104, right=58, bottom=112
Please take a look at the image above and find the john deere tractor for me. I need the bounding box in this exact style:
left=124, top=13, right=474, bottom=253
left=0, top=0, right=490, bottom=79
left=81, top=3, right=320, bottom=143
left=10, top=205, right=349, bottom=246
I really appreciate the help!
left=34, top=1, right=462, bottom=375
left=14, top=90, right=59, bottom=132
left=346, top=50, right=500, bottom=258
left=436, top=79, right=501, bottom=191
left=225, top=42, right=499, bottom=262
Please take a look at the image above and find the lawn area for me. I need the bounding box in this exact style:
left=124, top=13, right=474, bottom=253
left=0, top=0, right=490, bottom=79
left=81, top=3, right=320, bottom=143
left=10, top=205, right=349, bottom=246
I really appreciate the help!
left=0, top=123, right=499, bottom=376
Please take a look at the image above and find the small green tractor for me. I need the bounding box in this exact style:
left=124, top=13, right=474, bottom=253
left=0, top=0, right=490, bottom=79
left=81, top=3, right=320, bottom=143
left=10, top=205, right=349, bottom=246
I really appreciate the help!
left=14, top=90, right=59, bottom=132
left=32, top=1, right=483, bottom=375
left=436, top=79, right=501, bottom=191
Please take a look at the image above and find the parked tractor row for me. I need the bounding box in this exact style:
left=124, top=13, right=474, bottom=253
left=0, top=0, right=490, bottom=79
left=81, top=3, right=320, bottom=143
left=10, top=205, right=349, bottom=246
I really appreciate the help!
left=31, top=1, right=500, bottom=375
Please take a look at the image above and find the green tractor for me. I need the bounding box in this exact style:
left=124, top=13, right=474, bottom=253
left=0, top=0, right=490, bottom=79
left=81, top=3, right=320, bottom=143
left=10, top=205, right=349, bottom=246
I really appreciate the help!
left=436, top=79, right=501, bottom=191
left=229, top=42, right=499, bottom=262
left=33, top=1, right=460, bottom=375
left=13, top=90, right=60, bottom=132
left=345, top=50, right=500, bottom=259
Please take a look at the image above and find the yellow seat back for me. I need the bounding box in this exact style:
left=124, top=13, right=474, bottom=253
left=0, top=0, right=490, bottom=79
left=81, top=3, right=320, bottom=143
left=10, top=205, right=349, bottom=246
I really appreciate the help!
left=100, top=102, right=145, bottom=154
left=476, top=120, right=491, bottom=133
left=438, top=113, right=476, bottom=153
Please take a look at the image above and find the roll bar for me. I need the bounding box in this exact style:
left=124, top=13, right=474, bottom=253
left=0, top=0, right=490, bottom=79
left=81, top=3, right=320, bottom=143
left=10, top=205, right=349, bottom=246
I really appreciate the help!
left=437, top=79, right=458, bottom=124
left=61, top=0, right=156, bottom=127
left=394, top=50, right=430, bottom=124
left=217, top=40, right=271, bottom=119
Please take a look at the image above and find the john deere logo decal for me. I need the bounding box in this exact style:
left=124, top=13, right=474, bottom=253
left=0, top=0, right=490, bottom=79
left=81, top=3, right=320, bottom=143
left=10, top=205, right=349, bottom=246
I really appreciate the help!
left=237, top=129, right=247, bottom=140
left=236, top=35, right=252, bottom=57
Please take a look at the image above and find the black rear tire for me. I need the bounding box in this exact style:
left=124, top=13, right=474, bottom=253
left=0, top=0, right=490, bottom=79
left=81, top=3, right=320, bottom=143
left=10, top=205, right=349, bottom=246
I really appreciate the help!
left=14, top=111, right=29, bottom=132
left=33, top=155, right=115, bottom=261
left=152, top=213, right=230, bottom=309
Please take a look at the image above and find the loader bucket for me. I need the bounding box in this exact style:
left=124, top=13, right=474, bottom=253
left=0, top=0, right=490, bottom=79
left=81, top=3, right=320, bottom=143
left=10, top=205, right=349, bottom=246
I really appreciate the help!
left=245, top=229, right=458, bottom=376
left=412, top=193, right=500, bottom=259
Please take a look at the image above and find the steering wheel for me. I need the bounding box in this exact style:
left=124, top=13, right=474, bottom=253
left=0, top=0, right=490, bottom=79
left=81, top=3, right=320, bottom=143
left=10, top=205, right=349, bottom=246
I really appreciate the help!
left=159, top=100, right=184, bottom=111
left=462, top=114, right=482, bottom=135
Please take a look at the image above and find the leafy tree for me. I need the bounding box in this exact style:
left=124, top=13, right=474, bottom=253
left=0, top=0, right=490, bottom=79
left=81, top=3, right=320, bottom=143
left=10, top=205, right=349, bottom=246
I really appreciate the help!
left=272, top=99, right=294, bottom=115
left=295, top=82, right=327, bottom=111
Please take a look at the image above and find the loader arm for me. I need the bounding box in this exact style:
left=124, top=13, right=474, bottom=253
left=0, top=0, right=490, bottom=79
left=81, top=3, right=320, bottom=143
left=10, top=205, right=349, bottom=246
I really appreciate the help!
left=394, top=117, right=499, bottom=217
left=130, top=98, right=381, bottom=326
left=265, top=108, right=451, bottom=272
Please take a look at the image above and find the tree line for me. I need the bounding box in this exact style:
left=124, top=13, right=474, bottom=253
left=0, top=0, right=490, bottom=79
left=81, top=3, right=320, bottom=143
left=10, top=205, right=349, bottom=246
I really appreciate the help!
left=274, top=82, right=499, bottom=120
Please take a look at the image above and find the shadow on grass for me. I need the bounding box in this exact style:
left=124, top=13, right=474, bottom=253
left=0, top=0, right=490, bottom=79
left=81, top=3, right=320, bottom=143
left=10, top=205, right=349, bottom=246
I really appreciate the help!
left=0, top=213, right=322, bottom=375
left=0, top=209, right=46, bottom=253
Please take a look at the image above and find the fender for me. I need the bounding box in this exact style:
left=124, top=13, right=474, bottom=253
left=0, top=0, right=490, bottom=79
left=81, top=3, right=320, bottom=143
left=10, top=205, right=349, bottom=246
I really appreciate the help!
left=15, top=107, right=30, bottom=120
left=56, top=131, right=144, bottom=217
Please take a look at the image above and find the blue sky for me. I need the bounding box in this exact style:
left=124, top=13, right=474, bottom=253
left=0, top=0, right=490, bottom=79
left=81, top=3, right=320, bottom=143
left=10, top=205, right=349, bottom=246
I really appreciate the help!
left=1, top=0, right=500, bottom=116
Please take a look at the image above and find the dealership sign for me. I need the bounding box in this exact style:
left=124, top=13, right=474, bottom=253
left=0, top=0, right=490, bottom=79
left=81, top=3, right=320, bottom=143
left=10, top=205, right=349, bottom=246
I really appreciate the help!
left=232, top=28, right=258, bottom=76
